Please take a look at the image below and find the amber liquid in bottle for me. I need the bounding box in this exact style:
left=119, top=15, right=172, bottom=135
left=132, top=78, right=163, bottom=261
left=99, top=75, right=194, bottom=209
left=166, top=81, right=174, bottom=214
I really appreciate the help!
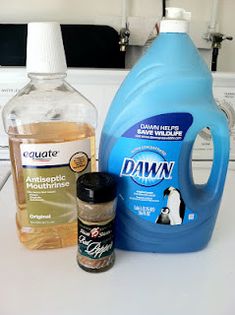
left=9, top=121, right=96, bottom=250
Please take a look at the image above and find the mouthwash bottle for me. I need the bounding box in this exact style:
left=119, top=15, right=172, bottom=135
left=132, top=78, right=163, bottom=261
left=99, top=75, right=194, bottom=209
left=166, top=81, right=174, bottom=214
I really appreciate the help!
left=2, top=22, right=97, bottom=249
left=99, top=8, right=230, bottom=252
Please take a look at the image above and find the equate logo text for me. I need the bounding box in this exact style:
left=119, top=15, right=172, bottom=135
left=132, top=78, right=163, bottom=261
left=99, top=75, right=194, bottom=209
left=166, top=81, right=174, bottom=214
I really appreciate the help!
left=23, top=150, right=59, bottom=160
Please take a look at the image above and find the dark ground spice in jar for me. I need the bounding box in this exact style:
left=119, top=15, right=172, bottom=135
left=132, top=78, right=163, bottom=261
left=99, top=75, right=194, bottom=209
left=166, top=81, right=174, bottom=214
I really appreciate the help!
left=76, top=172, right=117, bottom=273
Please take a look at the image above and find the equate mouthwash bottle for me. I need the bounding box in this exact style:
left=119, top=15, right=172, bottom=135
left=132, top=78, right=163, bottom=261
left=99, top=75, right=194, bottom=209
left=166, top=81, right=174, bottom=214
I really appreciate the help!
left=2, top=22, right=97, bottom=249
left=99, top=8, right=230, bottom=252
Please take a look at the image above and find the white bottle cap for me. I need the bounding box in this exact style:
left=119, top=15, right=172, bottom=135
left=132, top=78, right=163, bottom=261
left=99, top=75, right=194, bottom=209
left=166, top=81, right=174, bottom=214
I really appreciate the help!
left=26, top=22, right=67, bottom=74
left=160, top=7, right=191, bottom=33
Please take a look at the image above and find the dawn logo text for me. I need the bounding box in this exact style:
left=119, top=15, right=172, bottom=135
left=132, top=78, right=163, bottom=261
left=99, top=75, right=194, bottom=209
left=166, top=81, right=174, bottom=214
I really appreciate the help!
left=120, top=150, right=175, bottom=186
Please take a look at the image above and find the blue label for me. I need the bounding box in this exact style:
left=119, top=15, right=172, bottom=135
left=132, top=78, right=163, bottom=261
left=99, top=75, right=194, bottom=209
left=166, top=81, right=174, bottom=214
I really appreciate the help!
left=108, top=113, right=197, bottom=225
left=123, top=113, right=193, bottom=141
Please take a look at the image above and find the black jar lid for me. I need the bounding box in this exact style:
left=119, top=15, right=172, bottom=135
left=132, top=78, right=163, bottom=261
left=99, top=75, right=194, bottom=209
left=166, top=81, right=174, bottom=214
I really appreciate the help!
left=77, top=172, right=117, bottom=203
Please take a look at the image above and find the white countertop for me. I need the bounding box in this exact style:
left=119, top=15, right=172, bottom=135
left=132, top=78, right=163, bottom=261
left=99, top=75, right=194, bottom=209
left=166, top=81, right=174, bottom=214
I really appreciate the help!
left=0, top=163, right=235, bottom=315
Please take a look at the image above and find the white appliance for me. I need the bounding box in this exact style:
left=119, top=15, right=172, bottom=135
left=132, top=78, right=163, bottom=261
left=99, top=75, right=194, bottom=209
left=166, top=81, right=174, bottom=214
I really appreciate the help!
left=194, top=72, right=235, bottom=161
left=0, top=68, right=234, bottom=187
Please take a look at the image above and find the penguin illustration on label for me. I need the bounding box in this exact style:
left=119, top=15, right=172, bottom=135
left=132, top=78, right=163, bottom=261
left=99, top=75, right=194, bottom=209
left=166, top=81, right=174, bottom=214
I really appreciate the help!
left=156, top=207, right=172, bottom=225
left=156, top=187, right=185, bottom=225
left=163, top=187, right=185, bottom=225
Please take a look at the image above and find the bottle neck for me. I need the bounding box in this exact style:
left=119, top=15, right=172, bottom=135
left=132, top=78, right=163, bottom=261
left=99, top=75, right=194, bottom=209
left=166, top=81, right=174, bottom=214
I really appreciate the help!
left=160, top=20, right=189, bottom=33
left=28, top=73, right=66, bottom=80
left=28, top=73, right=67, bottom=89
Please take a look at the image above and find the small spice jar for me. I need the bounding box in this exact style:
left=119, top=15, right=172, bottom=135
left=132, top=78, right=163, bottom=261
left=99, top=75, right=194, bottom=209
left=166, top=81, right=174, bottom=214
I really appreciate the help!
left=77, top=172, right=117, bottom=273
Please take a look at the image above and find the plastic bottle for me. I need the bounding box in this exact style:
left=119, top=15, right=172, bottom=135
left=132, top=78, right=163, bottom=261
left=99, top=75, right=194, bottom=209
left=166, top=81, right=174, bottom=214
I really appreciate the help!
left=99, top=8, right=230, bottom=253
left=2, top=22, right=97, bottom=249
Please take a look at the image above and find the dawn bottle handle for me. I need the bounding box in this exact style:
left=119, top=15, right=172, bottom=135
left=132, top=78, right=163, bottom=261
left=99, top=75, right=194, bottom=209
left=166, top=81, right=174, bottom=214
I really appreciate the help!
left=179, top=112, right=230, bottom=215
left=203, top=115, right=230, bottom=201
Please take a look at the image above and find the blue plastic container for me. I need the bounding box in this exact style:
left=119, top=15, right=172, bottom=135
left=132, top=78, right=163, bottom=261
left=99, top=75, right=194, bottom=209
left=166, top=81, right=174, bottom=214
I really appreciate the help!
left=99, top=8, right=230, bottom=252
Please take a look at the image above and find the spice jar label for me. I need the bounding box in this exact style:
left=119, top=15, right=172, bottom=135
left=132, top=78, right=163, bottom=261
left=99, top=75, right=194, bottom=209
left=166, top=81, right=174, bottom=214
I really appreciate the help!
left=78, top=218, right=114, bottom=260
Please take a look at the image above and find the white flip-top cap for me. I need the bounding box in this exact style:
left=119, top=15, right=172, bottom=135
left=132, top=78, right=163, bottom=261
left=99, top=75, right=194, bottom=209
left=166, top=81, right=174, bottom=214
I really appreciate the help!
left=26, top=22, right=67, bottom=74
left=160, top=7, right=191, bottom=33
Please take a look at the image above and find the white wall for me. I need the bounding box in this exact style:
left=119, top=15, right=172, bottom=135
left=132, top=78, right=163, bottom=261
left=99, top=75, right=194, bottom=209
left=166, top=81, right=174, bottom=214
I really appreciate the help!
left=218, top=0, right=235, bottom=72
left=0, top=0, right=234, bottom=71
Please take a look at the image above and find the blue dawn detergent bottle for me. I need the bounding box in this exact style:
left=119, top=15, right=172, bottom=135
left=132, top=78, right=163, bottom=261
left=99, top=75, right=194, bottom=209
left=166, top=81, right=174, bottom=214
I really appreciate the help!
left=99, top=8, right=230, bottom=252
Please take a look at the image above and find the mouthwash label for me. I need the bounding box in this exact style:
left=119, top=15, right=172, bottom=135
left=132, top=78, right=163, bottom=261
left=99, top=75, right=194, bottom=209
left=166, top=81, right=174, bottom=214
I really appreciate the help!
left=109, top=113, right=197, bottom=226
left=20, top=139, right=91, bottom=226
